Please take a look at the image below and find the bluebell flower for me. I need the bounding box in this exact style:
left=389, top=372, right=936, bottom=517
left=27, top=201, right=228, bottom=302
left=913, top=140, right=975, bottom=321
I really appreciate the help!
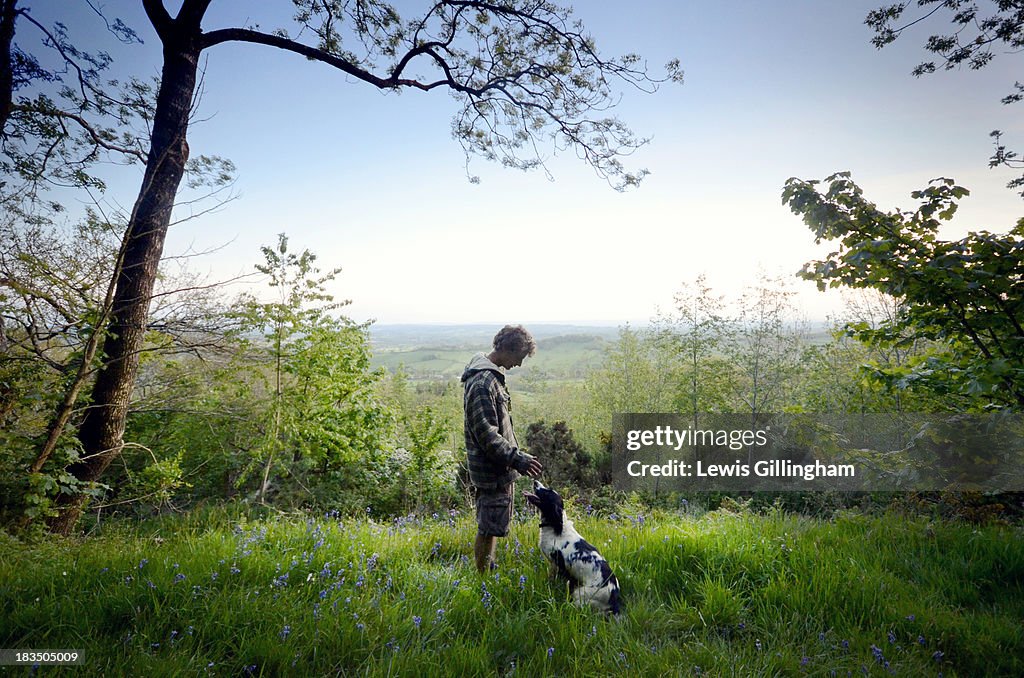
left=887, top=630, right=896, bottom=644
left=918, top=635, right=926, bottom=646
left=279, top=625, right=291, bottom=641
left=436, top=608, right=445, bottom=620
left=547, top=647, right=554, bottom=658
left=173, top=573, right=186, bottom=584
left=413, top=615, right=422, bottom=628
left=932, top=651, right=944, bottom=662
left=138, top=559, right=148, bottom=570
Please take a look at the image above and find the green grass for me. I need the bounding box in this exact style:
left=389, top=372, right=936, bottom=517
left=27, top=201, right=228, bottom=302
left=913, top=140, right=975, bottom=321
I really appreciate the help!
left=1, top=505, right=1022, bottom=676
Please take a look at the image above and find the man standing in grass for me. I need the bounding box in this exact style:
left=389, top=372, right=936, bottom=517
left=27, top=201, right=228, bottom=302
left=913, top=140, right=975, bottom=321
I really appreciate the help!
left=461, top=325, right=544, bottom=573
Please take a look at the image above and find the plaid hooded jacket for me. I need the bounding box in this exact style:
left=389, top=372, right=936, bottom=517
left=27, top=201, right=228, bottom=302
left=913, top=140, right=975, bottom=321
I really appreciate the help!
left=461, top=353, right=531, bottom=490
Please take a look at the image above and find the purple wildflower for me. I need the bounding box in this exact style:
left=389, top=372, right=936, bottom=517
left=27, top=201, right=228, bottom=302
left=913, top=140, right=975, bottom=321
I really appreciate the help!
left=547, top=647, right=554, bottom=659
left=413, top=615, right=422, bottom=628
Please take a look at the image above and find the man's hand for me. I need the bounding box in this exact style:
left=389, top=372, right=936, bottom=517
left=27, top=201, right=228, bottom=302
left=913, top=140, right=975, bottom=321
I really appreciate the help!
left=516, top=452, right=544, bottom=478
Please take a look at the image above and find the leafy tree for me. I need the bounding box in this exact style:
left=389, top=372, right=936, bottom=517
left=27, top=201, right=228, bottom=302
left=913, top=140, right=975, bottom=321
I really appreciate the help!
left=524, top=420, right=596, bottom=490
left=653, top=274, right=732, bottom=420
left=0, top=207, right=241, bottom=525
left=9, top=0, right=680, bottom=534
left=231, top=234, right=390, bottom=505
left=0, top=0, right=149, bottom=204
left=795, top=291, right=950, bottom=414
left=865, top=1, right=1024, bottom=196
left=782, top=172, right=1024, bottom=410
left=586, top=326, right=678, bottom=416
left=401, top=405, right=455, bottom=512
left=719, top=272, right=806, bottom=419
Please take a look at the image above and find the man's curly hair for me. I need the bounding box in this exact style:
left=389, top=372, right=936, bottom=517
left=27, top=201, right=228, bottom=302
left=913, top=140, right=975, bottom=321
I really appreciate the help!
left=492, top=324, right=536, bottom=357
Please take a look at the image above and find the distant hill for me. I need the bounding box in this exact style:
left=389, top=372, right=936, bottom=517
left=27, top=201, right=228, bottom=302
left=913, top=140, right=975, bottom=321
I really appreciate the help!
left=368, top=324, right=624, bottom=381
left=368, top=323, right=623, bottom=350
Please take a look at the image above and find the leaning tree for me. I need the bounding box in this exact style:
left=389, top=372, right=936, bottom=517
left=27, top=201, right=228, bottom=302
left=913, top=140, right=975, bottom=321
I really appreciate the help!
left=2, top=0, right=680, bottom=534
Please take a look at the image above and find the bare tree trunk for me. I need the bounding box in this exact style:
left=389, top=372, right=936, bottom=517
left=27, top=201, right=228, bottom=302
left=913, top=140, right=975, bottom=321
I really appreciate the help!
left=48, top=23, right=201, bottom=535
left=0, top=0, right=17, bottom=132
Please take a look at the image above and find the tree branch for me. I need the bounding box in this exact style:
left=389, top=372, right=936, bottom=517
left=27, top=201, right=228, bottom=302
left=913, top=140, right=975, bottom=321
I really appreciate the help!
left=142, top=0, right=174, bottom=40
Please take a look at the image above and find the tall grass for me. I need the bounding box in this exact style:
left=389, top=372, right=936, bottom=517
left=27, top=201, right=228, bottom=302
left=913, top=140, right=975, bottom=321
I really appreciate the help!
left=1, top=502, right=1021, bottom=676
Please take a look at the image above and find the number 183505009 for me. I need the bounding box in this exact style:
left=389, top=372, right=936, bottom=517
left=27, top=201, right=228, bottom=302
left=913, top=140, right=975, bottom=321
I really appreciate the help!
left=0, top=649, right=84, bottom=665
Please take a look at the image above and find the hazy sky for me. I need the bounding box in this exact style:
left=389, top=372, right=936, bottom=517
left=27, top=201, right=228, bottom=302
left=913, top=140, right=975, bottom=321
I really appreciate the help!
left=26, top=1, right=1024, bottom=324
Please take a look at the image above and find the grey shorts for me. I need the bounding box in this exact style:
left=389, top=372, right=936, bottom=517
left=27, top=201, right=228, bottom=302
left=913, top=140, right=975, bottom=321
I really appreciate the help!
left=475, top=483, right=514, bottom=537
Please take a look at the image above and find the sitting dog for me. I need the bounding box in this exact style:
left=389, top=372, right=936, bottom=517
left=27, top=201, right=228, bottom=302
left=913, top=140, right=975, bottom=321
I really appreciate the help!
left=523, top=480, right=621, bottom=614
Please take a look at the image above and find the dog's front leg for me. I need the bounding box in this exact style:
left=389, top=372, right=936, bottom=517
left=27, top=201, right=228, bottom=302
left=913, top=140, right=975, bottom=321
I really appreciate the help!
left=549, top=551, right=569, bottom=580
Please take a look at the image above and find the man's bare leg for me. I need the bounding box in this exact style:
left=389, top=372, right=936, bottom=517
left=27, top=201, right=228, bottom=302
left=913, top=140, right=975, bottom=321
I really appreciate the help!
left=474, top=533, right=497, bottom=572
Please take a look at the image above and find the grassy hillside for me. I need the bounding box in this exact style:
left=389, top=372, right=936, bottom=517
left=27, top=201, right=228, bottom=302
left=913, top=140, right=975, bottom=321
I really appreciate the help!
left=370, top=333, right=612, bottom=381
left=2, top=503, right=1021, bottom=676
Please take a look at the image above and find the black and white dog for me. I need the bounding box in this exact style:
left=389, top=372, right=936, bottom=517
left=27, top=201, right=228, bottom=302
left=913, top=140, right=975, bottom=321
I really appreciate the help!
left=523, top=480, right=621, bottom=615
